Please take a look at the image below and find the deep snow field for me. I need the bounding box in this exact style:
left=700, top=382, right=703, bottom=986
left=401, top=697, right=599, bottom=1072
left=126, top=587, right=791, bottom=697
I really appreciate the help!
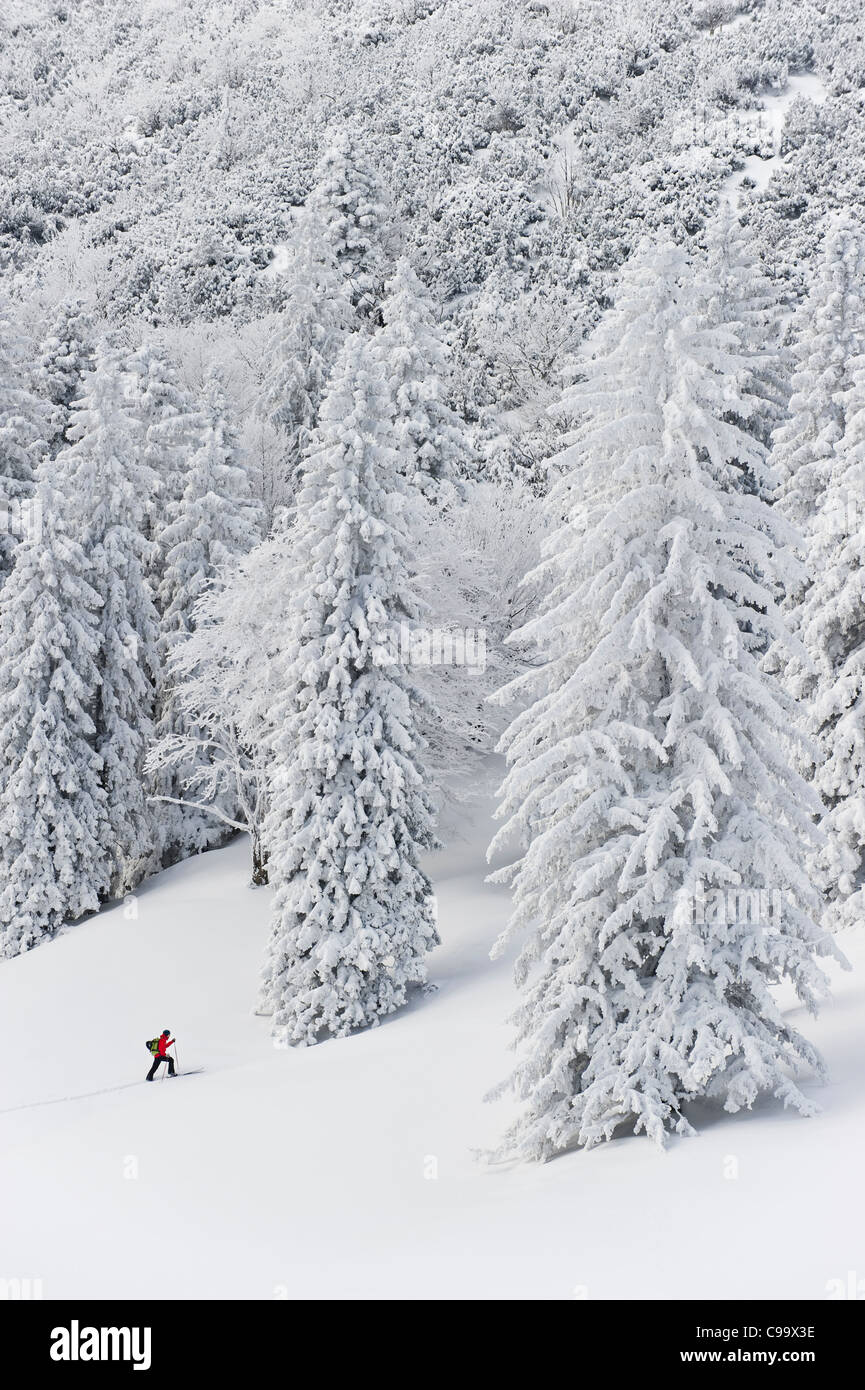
left=2, top=781, right=862, bottom=1301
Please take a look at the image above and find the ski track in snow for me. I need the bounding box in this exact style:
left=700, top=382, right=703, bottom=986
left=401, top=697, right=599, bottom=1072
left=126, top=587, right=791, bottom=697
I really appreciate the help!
left=0, top=1069, right=205, bottom=1115
left=1, top=783, right=863, bottom=1300
left=0, top=1080, right=147, bottom=1113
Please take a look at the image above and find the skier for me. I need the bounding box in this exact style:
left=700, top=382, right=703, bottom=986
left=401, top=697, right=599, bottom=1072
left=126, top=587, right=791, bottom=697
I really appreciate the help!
left=146, top=1030, right=177, bottom=1081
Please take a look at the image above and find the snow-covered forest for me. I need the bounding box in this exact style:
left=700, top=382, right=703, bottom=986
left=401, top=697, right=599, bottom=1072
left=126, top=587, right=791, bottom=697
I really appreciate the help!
left=2, top=0, right=865, bottom=1302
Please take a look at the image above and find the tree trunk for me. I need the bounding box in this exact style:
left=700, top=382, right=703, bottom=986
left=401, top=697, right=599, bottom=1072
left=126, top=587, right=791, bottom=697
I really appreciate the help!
left=251, top=829, right=269, bottom=886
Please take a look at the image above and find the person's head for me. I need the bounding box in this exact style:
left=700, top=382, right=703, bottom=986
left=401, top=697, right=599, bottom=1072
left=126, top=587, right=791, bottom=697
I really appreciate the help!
left=162, top=1029, right=170, bottom=1037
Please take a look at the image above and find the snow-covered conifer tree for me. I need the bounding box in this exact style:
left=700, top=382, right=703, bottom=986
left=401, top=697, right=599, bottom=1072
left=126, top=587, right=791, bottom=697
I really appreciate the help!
left=797, top=347, right=865, bottom=929
left=35, top=301, right=95, bottom=456
left=773, top=215, right=865, bottom=528
left=258, top=334, right=439, bottom=1043
left=770, top=218, right=865, bottom=919
left=371, top=259, right=471, bottom=502
left=125, top=344, right=201, bottom=591
left=413, top=478, right=548, bottom=806
left=701, top=207, right=789, bottom=491
left=147, top=531, right=292, bottom=886
left=55, top=347, right=161, bottom=896
left=487, top=240, right=844, bottom=1159
left=258, top=221, right=354, bottom=522
left=158, top=373, right=261, bottom=641
left=150, top=372, right=262, bottom=863
left=0, top=301, right=50, bottom=581
left=307, top=130, right=394, bottom=320
left=0, top=469, right=109, bottom=956
left=363, top=262, right=483, bottom=801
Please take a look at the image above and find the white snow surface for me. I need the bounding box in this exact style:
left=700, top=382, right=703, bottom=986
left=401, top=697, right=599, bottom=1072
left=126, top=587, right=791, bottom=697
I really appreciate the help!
left=1, top=778, right=863, bottom=1300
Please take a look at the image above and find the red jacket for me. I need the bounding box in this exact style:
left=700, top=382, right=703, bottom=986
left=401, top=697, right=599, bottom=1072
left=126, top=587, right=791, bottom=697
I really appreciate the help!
left=157, top=1035, right=174, bottom=1058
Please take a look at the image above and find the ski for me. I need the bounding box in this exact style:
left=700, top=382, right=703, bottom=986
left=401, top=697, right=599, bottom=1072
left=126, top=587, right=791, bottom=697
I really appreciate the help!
left=152, top=1068, right=205, bottom=1084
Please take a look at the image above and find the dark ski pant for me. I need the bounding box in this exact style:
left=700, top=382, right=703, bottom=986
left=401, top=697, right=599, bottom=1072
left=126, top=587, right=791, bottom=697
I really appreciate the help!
left=146, top=1055, right=176, bottom=1080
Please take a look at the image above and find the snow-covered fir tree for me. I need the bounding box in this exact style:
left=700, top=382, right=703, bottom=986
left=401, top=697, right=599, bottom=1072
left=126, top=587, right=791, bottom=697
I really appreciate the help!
left=0, top=300, right=50, bottom=582
left=701, top=206, right=789, bottom=492
left=258, top=221, right=354, bottom=523
left=371, top=259, right=471, bottom=502
left=158, top=372, right=261, bottom=644
left=147, top=530, right=293, bottom=886
left=414, top=478, right=548, bottom=806
left=0, top=468, right=110, bottom=957
left=149, top=371, right=262, bottom=864
left=364, top=260, right=485, bottom=802
left=307, top=129, right=394, bottom=320
left=770, top=216, right=865, bottom=921
left=797, top=346, right=865, bottom=930
left=258, top=334, right=439, bottom=1043
left=773, top=215, right=865, bottom=529
left=55, top=347, right=161, bottom=896
left=126, top=344, right=202, bottom=593
left=486, top=240, right=845, bottom=1159
left=35, top=300, right=95, bottom=457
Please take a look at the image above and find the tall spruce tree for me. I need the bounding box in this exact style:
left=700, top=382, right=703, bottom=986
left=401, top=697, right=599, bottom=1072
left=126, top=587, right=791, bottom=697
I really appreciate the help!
left=126, top=344, right=201, bottom=593
left=799, top=347, right=865, bottom=928
left=0, top=469, right=109, bottom=956
left=258, top=221, right=354, bottom=522
left=55, top=347, right=161, bottom=896
left=701, top=207, right=789, bottom=493
left=151, top=372, right=262, bottom=863
left=773, top=215, right=865, bottom=530
left=371, top=259, right=470, bottom=502
left=0, top=300, right=50, bottom=582
left=771, top=217, right=865, bottom=922
left=486, top=240, right=844, bottom=1158
left=35, top=300, right=95, bottom=457
left=308, top=130, right=393, bottom=320
left=146, top=531, right=292, bottom=887
left=258, top=335, right=439, bottom=1043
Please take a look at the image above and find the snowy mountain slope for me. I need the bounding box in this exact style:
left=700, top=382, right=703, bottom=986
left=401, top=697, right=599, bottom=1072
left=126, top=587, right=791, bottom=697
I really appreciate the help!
left=1, top=790, right=863, bottom=1301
